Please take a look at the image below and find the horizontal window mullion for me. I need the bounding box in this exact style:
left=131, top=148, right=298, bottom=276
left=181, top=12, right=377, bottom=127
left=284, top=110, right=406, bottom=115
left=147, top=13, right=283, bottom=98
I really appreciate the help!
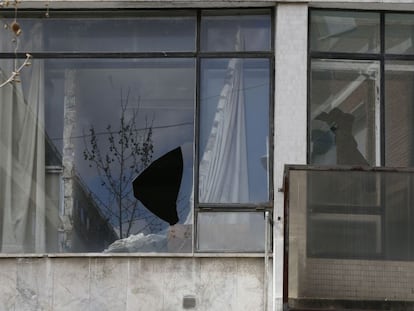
left=196, top=204, right=272, bottom=211
left=311, top=52, right=414, bottom=61
left=0, top=52, right=198, bottom=59
left=384, top=54, right=414, bottom=61
left=310, top=51, right=381, bottom=60
left=0, top=52, right=274, bottom=59
left=198, top=52, right=273, bottom=58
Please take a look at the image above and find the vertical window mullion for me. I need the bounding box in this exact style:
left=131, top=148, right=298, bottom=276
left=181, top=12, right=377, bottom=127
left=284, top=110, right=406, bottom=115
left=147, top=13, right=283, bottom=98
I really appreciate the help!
left=194, top=9, right=202, bottom=253
left=380, top=12, right=385, bottom=166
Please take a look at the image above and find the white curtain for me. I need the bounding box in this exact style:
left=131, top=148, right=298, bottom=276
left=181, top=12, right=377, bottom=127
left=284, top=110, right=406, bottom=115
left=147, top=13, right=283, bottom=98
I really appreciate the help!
left=183, top=32, right=249, bottom=228
left=199, top=56, right=249, bottom=203
left=193, top=51, right=259, bottom=251
left=0, top=57, right=46, bottom=253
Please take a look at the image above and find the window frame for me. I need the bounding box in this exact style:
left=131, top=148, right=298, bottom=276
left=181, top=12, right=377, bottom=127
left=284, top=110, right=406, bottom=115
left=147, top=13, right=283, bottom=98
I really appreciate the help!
left=308, top=8, right=414, bottom=260
left=0, top=8, right=275, bottom=254
left=308, top=8, right=414, bottom=166
left=195, top=8, right=275, bottom=253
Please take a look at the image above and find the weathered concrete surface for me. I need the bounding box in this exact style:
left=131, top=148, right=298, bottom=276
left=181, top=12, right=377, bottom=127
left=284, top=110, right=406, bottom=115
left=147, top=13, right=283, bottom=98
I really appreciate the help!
left=273, top=3, right=308, bottom=311
left=0, top=256, right=271, bottom=311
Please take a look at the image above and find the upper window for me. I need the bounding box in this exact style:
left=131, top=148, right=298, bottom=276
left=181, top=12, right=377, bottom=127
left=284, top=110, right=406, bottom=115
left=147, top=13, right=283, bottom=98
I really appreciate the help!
left=310, top=9, right=414, bottom=167
left=310, top=10, right=380, bottom=54
left=0, top=9, right=273, bottom=254
left=3, top=11, right=197, bottom=53
left=200, top=10, right=271, bottom=52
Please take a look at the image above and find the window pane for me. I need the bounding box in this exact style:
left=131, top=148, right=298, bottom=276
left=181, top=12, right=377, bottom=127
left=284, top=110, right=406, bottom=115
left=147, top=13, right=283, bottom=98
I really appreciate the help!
left=197, top=212, right=266, bottom=252
left=310, top=59, right=379, bottom=166
left=306, top=170, right=382, bottom=258
left=0, top=58, right=195, bottom=253
left=2, top=14, right=196, bottom=53
left=287, top=168, right=414, bottom=309
left=0, top=59, right=56, bottom=253
left=200, top=11, right=271, bottom=52
left=199, top=58, right=269, bottom=204
left=385, top=61, right=414, bottom=166
left=385, top=14, right=414, bottom=54
left=310, top=10, right=380, bottom=53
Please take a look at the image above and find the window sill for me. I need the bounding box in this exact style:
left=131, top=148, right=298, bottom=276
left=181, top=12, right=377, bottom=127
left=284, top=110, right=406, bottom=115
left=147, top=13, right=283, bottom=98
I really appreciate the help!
left=0, top=252, right=273, bottom=258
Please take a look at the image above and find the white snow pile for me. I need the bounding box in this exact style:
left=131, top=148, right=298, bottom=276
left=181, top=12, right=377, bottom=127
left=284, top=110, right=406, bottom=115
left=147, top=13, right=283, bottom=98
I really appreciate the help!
left=104, top=233, right=167, bottom=253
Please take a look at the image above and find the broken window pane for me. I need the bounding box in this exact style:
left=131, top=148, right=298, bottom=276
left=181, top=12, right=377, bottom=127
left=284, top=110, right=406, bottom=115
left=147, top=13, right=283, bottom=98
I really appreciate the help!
left=0, top=9, right=273, bottom=254
left=70, top=59, right=194, bottom=252
left=0, top=57, right=195, bottom=253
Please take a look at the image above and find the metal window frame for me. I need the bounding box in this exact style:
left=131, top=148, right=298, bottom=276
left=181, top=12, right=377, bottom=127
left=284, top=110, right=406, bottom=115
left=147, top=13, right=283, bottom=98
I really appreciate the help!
left=308, top=8, right=414, bottom=167
left=0, top=8, right=275, bottom=254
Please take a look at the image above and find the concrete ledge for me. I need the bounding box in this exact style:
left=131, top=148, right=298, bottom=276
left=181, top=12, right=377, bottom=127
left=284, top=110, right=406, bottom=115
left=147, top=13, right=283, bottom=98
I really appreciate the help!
left=17, top=0, right=279, bottom=9
left=0, top=252, right=273, bottom=258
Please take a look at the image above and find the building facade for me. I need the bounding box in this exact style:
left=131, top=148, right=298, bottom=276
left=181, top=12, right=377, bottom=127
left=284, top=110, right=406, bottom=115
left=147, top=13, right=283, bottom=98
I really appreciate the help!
left=1, top=0, right=414, bottom=310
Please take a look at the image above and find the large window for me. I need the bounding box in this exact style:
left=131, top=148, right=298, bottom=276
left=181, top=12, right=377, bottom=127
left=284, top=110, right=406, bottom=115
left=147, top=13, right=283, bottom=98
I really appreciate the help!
left=309, top=9, right=414, bottom=260
left=0, top=10, right=273, bottom=253
left=310, top=9, right=414, bottom=167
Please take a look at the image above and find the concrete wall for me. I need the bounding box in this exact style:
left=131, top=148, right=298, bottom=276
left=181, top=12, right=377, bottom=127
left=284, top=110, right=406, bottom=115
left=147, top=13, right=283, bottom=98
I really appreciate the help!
left=274, top=3, right=309, bottom=310
left=304, top=258, right=414, bottom=301
left=0, top=256, right=271, bottom=311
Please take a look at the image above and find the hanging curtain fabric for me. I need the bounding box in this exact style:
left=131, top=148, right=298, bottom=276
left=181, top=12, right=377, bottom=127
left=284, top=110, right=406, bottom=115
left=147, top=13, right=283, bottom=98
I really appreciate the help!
left=0, top=52, right=46, bottom=253
left=198, top=44, right=249, bottom=203
left=190, top=31, right=257, bottom=251
left=183, top=31, right=249, bottom=228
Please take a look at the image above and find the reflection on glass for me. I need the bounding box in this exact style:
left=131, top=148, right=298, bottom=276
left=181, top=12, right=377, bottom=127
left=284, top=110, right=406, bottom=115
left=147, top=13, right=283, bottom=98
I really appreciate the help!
left=0, top=58, right=195, bottom=253
left=199, top=58, right=269, bottom=203
left=200, top=11, right=271, bottom=52
left=310, top=10, right=380, bottom=53
left=385, top=61, right=414, bottom=167
left=385, top=14, right=414, bottom=54
left=310, top=59, right=379, bottom=166
left=197, top=212, right=266, bottom=252
left=2, top=15, right=196, bottom=53
left=71, top=59, right=194, bottom=253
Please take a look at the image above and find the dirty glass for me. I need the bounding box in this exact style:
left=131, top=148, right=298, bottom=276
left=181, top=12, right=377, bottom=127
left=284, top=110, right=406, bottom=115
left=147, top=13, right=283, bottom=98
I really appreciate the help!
left=310, top=10, right=380, bottom=54
left=197, top=212, right=267, bottom=252
left=306, top=170, right=381, bottom=258
left=200, top=10, right=271, bottom=52
left=310, top=59, right=379, bottom=166
left=0, top=13, right=196, bottom=53
left=287, top=168, right=414, bottom=310
left=385, top=14, right=414, bottom=54
left=385, top=61, right=414, bottom=167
